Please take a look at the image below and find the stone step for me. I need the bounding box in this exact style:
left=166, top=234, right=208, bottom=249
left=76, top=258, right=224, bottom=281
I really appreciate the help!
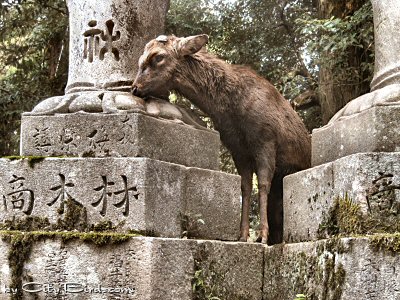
left=0, top=231, right=398, bottom=299
left=283, top=152, right=400, bottom=243
left=0, top=232, right=264, bottom=300
left=0, top=157, right=240, bottom=241
left=263, top=234, right=400, bottom=300
left=20, top=112, right=221, bottom=170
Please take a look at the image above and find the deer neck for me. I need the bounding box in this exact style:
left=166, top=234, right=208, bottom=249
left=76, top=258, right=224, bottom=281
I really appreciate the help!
left=172, top=54, right=232, bottom=117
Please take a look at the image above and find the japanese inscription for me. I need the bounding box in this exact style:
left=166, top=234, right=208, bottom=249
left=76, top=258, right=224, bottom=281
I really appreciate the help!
left=60, top=128, right=78, bottom=153
left=87, top=127, right=110, bottom=153
left=92, top=175, right=139, bottom=217
left=367, top=173, right=400, bottom=215
left=107, top=251, right=136, bottom=299
left=44, top=249, right=69, bottom=299
left=33, top=126, right=51, bottom=153
left=48, top=174, right=80, bottom=213
left=3, top=174, right=34, bottom=215
left=1, top=169, right=139, bottom=218
left=83, top=19, right=121, bottom=63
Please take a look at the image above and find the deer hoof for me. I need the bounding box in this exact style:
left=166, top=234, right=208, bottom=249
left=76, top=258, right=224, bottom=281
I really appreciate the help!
left=238, top=236, right=248, bottom=242
left=256, top=236, right=268, bottom=244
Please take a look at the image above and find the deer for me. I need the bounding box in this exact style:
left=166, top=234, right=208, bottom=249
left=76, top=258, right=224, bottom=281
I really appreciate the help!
left=132, top=34, right=311, bottom=244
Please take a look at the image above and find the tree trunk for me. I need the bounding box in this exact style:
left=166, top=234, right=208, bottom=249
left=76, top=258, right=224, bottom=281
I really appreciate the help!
left=317, top=0, right=370, bottom=124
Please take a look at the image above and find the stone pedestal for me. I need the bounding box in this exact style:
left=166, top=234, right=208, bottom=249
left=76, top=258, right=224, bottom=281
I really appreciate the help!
left=284, top=152, right=400, bottom=243
left=312, top=105, right=400, bottom=166
left=0, top=233, right=398, bottom=300
left=0, top=157, right=240, bottom=240
left=20, top=112, right=220, bottom=170
left=0, top=234, right=264, bottom=300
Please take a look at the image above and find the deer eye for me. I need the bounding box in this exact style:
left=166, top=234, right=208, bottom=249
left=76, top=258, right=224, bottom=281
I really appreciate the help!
left=153, top=54, right=165, bottom=64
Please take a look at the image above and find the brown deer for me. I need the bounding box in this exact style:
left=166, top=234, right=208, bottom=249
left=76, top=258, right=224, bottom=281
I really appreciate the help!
left=132, top=34, right=311, bottom=244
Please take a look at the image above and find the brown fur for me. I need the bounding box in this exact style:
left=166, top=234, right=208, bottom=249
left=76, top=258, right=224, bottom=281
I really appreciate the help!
left=133, top=34, right=311, bottom=244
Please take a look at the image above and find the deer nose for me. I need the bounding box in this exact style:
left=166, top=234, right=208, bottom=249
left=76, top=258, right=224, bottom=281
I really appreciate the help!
left=131, top=85, right=139, bottom=96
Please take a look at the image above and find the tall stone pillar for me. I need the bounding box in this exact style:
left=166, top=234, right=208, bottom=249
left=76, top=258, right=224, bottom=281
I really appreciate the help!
left=312, top=0, right=400, bottom=166
left=370, top=0, right=400, bottom=92
left=66, top=0, right=169, bottom=94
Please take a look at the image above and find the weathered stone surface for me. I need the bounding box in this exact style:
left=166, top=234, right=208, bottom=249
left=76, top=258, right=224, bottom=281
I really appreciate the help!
left=0, top=157, right=240, bottom=240
left=370, top=0, right=400, bottom=91
left=185, top=168, right=241, bottom=241
left=0, top=234, right=264, bottom=300
left=283, top=162, right=334, bottom=243
left=312, top=105, right=400, bottom=166
left=263, top=236, right=400, bottom=300
left=284, top=152, right=400, bottom=243
left=194, top=240, right=264, bottom=300
left=20, top=112, right=220, bottom=170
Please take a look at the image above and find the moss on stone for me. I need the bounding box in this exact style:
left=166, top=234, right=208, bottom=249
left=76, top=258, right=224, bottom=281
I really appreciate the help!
left=0, top=216, right=51, bottom=231
left=56, top=197, right=88, bottom=231
left=2, top=156, right=46, bottom=168
left=368, top=233, right=400, bottom=254
left=267, top=239, right=347, bottom=300
left=0, top=229, right=139, bottom=299
left=91, top=220, right=116, bottom=232
left=2, top=232, right=35, bottom=300
left=318, top=193, right=400, bottom=238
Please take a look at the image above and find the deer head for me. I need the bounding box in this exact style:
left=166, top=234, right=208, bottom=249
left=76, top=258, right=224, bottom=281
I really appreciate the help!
left=132, top=34, right=209, bottom=99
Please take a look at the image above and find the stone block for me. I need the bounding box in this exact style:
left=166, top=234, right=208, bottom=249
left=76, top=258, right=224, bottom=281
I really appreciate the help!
left=185, top=168, right=241, bottom=240
left=20, top=112, right=220, bottom=170
left=0, top=233, right=264, bottom=300
left=312, top=105, right=400, bottom=166
left=193, top=240, right=264, bottom=300
left=263, top=236, right=400, bottom=300
left=0, top=157, right=240, bottom=240
left=283, top=152, right=400, bottom=243
left=283, top=162, right=334, bottom=243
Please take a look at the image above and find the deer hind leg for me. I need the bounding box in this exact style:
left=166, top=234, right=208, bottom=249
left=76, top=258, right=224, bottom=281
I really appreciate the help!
left=267, top=175, right=284, bottom=245
left=255, top=145, right=276, bottom=244
left=237, top=165, right=253, bottom=242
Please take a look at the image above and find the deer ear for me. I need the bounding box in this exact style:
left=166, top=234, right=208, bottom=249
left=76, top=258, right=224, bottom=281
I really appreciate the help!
left=176, top=34, right=209, bottom=56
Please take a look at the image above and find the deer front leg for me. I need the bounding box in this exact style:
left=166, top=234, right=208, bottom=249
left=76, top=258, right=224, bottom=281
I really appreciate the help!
left=256, top=178, right=272, bottom=244
left=238, top=168, right=253, bottom=242
left=255, top=145, right=276, bottom=244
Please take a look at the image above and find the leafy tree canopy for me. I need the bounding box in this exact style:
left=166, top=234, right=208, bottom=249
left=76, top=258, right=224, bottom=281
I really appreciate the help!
left=0, top=0, right=68, bottom=154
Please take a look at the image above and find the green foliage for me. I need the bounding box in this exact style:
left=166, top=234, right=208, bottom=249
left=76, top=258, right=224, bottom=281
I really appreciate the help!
left=166, top=0, right=316, bottom=100
left=298, top=1, right=374, bottom=85
left=294, top=294, right=307, bottom=300
left=0, top=0, right=68, bottom=155
left=192, top=268, right=221, bottom=300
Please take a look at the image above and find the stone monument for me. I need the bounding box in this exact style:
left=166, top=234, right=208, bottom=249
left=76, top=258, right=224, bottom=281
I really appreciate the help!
left=0, top=1, right=264, bottom=299
left=0, top=0, right=399, bottom=299
left=275, top=1, right=400, bottom=298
